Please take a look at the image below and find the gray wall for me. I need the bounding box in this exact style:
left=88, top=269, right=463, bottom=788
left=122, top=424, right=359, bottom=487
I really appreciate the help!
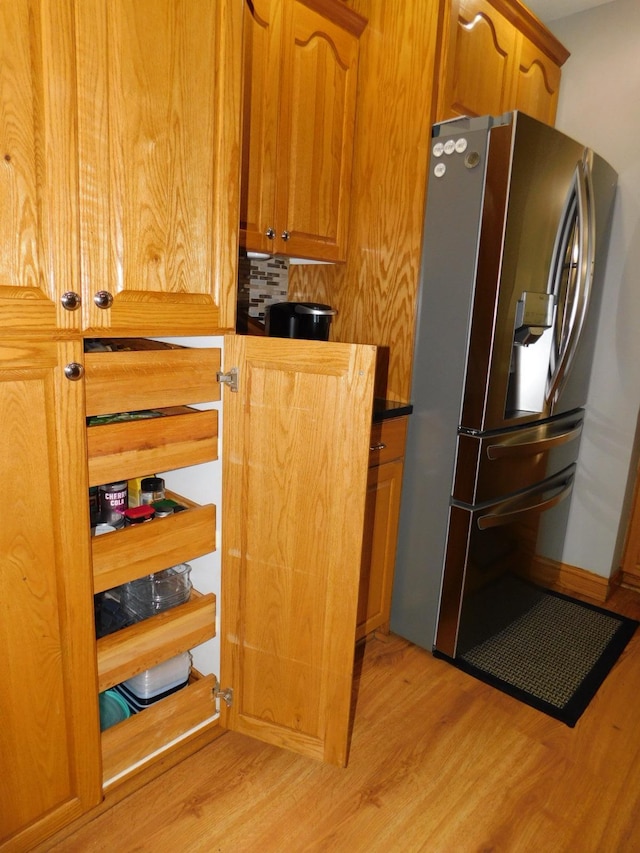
left=549, top=0, right=640, bottom=577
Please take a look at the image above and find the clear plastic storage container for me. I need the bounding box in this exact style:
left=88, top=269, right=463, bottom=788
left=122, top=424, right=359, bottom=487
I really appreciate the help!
left=116, top=652, right=192, bottom=709
left=120, top=563, right=192, bottom=621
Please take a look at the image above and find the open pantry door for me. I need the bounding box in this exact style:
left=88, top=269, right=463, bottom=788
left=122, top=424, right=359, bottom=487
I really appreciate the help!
left=220, top=334, right=376, bottom=766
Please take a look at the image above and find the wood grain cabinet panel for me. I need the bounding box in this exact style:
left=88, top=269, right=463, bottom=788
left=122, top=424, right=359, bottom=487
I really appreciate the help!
left=356, top=417, right=408, bottom=640
left=439, top=0, right=518, bottom=120
left=0, top=1, right=80, bottom=334
left=74, top=0, right=241, bottom=335
left=437, top=0, right=569, bottom=125
left=514, top=33, right=563, bottom=126
left=221, top=335, right=376, bottom=766
left=0, top=339, right=101, bottom=851
left=240, top=0, right=366, bottom=261
left=0, top=0, right=242, bottom=339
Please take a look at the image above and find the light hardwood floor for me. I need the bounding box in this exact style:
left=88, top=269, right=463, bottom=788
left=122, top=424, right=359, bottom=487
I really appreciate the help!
left=51, top=587, right=640, bottom=853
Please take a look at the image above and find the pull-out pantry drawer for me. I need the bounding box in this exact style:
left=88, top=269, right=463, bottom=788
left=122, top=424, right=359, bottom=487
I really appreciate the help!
left=84, top=340, right=221, bottom=416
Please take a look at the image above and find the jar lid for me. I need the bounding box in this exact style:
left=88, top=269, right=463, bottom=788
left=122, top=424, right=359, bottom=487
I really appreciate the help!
left=141, top=476, right=164, bottom=489
left=124, top=506, right=156, bottom=523
left=93, top=523, right=117, bottom=536
left=150, top=499, right=174, bottom=516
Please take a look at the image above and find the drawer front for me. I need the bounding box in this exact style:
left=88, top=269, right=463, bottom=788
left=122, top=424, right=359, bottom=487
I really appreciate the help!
left=369, top=416, right=408, bottom=467
left=85, top=347, right=221, bottom=416
left=92, top=499, right=216, bottom=593
left=96, top=593, right=216, bottom=691
left=87, top=408, right=218, bottom=486
left=101, top=674, right=219, bottom=787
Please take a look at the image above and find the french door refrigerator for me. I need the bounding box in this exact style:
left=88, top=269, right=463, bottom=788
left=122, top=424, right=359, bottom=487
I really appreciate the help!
left=390, top=111, right=617, bottom=658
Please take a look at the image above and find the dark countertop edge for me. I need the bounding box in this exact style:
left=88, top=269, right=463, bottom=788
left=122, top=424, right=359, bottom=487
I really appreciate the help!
left=373, top=398, right=413, bottom=422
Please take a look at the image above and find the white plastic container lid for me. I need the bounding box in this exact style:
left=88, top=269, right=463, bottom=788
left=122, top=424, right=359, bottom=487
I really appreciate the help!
left=123, top=651, right=192, bottom=699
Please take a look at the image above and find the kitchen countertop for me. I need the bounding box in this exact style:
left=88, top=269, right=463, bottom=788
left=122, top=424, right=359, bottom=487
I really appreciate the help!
left=373, top=398, right=413, bottom=421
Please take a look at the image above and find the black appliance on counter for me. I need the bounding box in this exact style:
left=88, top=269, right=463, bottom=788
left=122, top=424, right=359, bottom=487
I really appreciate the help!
left=266, top=301, right=337, bottom=340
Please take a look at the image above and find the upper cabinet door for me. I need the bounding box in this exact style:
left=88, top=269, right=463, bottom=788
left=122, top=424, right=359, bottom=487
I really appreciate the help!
left=74, top=0, right=242, bottom=336
left=437, top=0, right=569, bottom=125
left=240, top=0, right=365, bottom=262
left=240, top=0, right=284, bottom=256
left=0, top=1, right=81, bottom=334
left=438, top=0, right=517, bottom=120
left=274, top=1, right=361, bottom=261
left=221, top=335, right=376, bottom=766
left=513, top=34, right=562, bottom=127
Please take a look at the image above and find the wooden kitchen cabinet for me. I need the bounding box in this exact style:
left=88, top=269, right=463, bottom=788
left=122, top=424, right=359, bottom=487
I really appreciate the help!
left=0, top=1, right=82, bottom=335
left=84, top=342, right=221, bottom=790
left=356, top=417, right=408, bottom=640
left=221, top=335, right=376, bottom=765
left=0, top=0, right=241, bottom=339
left=0, top=339, right=101, bottom=851
left=240, top=0, right=366, bottom=262
left=513, top=34, right=563, bottom=127
left=437, top=0, right=568, bottom=125
left=3, top=334, right=375, bottom=852
left=74, top=0, right=240, bottom=336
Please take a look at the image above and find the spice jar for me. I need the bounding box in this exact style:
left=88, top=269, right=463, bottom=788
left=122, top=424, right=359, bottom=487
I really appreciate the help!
left=150, top=499, right=174, bottom=518
left=140, top=477, right=165, bottom=505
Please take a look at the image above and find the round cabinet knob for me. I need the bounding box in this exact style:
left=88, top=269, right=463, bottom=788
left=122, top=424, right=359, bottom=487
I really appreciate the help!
left=93, top=290, right=113, bottom=309
left=60, top=291, right=81, bottom=311
left=281, top=230, right=290, bottom=241
left=265, top=227, right=276, bottom=240
left=64, top=362, right=84, bottom=381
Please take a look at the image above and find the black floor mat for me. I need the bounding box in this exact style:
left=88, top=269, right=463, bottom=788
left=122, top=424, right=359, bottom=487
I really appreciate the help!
left=441, top=575, right=638, bottom=727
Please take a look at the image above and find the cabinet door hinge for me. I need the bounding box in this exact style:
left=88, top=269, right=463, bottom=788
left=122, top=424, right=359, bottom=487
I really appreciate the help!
left=216, top=366, right=239, bottom=392
left=213, top=678, right=234, bottom=707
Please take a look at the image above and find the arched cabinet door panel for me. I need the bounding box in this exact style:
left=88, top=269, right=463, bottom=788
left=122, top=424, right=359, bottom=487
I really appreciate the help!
left=437, top=0, right=568, bottom=125
left=240, top=0, right=366, bottom=262
left=514, top=35, right=562, bottom=126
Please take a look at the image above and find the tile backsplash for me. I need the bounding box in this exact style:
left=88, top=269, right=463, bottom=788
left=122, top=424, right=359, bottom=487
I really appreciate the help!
left=237, top=253, right=289, bottom=320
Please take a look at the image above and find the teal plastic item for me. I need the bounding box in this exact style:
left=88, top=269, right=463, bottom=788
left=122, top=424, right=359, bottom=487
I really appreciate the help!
left=99, top=689, right=131, bottom=730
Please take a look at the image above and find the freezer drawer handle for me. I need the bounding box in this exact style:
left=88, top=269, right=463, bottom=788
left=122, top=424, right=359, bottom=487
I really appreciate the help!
left=477, top=468, right=575, bottom=530
left=486, top=419, right=582, bottom=459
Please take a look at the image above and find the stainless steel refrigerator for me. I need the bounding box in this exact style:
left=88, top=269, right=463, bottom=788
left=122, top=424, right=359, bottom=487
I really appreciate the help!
left=390, top=111, right=617, bottom=658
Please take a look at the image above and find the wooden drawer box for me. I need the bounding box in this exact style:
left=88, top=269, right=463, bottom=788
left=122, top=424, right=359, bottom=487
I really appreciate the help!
left=84, top=345, right=221, bottom=416
left=92, top=493, right=216, bottom=593
left=101, top=673, right=219, bottom=787
left=96, top=592, right=216, bottom=692
left=368, top=416, right=408, bottom=468
left=87, top=406, right=218, bottom=486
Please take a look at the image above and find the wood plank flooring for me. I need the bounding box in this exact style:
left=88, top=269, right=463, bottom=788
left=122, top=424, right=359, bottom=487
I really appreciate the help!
left=50, top=587, right=640, bottom=853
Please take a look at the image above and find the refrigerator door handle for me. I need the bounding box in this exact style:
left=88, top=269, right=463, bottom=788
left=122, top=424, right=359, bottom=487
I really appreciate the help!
left=546, top=152, right=596, bottom=408
left=476, top=465, right=576, bottom=530
left=486, top=417, right=583, bottom=459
